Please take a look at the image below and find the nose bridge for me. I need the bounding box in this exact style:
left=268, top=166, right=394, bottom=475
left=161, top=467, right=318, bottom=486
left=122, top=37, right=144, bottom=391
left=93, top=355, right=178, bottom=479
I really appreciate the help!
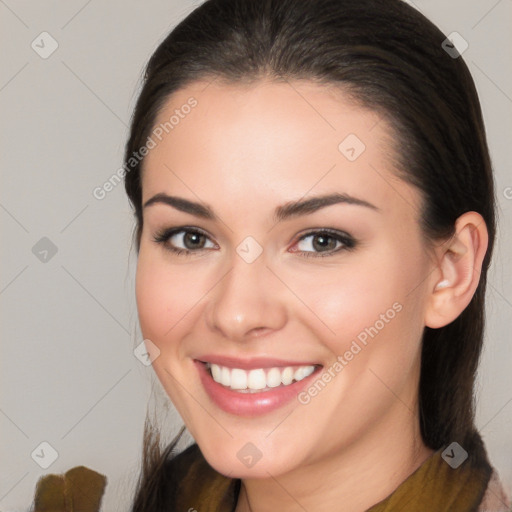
left=206, top=245, right=286, bottom=340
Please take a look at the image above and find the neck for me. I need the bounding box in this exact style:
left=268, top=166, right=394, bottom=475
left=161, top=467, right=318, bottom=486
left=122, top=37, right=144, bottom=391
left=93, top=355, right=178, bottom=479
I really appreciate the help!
left=234, top=403, right=434, bottom=512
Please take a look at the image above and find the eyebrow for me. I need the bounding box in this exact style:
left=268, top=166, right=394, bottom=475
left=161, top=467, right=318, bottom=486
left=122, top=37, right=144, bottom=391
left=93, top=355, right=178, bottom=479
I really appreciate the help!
left=143, top=192, right=379, bottom=223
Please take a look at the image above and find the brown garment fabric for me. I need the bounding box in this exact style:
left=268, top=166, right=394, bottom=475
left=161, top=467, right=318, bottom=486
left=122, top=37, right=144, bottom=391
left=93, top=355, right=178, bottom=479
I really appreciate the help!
left=32, top=465, right=107, bottom=512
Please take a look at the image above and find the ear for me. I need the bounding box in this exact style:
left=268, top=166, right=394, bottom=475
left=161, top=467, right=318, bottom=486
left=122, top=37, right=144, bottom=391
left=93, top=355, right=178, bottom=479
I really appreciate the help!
left=424, top=211, right=489, bottom=329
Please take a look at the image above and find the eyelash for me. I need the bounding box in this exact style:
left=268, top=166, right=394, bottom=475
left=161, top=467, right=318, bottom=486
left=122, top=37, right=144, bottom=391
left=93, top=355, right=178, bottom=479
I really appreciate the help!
left=152, top=226, right=357, bottom=258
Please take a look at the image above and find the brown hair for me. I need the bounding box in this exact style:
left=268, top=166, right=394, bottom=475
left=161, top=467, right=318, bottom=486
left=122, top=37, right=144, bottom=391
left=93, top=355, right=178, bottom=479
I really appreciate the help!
left=124, top=0, right=496, bottom=508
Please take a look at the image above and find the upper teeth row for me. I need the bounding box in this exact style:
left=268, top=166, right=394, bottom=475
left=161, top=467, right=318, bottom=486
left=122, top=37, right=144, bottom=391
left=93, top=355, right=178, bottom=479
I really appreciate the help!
left=207, top=363, right=315, bottom=391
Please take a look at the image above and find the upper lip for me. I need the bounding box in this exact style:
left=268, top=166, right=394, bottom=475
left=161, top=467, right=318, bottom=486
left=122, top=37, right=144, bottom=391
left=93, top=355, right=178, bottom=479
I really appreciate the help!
left=195, top=355, right=322, bottom=370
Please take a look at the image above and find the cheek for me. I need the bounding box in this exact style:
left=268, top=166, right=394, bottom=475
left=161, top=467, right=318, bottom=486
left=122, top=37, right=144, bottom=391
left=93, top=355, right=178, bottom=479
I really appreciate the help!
left=135, top=249, right=198, bottom=345
left=286, top=246, right=428, bottom=358
left=136, top=255, right=168, bottom=340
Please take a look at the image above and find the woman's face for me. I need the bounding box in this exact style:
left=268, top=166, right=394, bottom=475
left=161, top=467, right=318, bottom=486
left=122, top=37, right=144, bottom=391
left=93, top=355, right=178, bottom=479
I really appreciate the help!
left=136, top=79, right=437, bottom=478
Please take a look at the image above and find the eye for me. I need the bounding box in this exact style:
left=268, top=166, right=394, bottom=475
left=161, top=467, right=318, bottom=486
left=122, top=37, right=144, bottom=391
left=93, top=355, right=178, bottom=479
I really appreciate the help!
left=153, top=226, right=356, bottom=258
left=153, top=227, right=217, bottom=256
left=291, top=229, right=356, bottom=258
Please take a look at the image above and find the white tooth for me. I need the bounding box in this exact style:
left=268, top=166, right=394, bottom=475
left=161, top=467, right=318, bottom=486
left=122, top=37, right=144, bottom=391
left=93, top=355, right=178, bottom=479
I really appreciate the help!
left=282, top=367, right=294, bottom=385
left=211, top=363, right=221, bottom=383
left=248, top=369, right=266, bottom=389
left=294, top=367, right=306, bottom=381
left=221, top=366, right=231, bottom=387
left=266, top=367, right=282, bottom=388
left=231, top=368, right=248, bottom=390
left=302, top=365, right=315, bottom=378
left=212, top=364, right=316, bottom=391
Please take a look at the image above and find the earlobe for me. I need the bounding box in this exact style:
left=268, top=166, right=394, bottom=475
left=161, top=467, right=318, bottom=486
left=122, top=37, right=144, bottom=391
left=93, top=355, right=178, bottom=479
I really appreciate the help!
left=425, top=212, right=488, bottom=329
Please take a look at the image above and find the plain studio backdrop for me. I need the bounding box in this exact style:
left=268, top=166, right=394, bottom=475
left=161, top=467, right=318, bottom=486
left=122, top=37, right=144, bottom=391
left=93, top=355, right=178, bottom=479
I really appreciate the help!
left=1, top=1, right=511, bottom=510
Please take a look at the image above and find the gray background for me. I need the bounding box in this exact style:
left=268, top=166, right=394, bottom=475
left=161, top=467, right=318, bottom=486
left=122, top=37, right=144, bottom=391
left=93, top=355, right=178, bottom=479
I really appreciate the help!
left=1, top=1, right=511, bottom=510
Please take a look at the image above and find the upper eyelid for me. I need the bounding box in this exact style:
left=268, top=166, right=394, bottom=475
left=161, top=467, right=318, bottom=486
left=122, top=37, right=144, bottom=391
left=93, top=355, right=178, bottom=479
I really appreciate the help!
left=158, top=226, right=218, bottom=246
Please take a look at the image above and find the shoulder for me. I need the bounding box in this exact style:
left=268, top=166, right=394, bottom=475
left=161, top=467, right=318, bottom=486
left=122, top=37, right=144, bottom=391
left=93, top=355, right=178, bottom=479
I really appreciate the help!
left=478, top=469, right=511, bottom=512
left=165, top=443, right=239, bottom=512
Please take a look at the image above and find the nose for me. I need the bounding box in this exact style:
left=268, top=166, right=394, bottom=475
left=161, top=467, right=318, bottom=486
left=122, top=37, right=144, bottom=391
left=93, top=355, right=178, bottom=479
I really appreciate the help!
left=205, top=250, right=287, bottom=342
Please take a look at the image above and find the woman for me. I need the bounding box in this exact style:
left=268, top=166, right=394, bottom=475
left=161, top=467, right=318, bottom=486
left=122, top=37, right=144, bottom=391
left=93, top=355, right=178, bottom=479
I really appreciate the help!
left=123, top=0, right=511, bottom=510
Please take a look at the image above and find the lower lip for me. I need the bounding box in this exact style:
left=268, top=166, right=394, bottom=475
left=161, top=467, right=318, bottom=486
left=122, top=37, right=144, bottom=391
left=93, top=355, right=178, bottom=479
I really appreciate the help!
left=195, top=360, right=321, bottom=417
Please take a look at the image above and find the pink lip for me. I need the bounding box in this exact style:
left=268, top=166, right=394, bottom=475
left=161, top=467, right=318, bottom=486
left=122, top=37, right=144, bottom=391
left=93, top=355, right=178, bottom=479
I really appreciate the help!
left=196, top=354, right=320, bottom=370
left=194, top=360, right=322, bottom=417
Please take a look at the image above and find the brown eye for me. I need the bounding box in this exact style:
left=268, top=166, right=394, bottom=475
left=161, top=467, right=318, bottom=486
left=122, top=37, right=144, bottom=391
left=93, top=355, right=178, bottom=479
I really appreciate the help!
left=181, top=231, right=207, bottom=249
left=293, top=230, right=356, bottom=258
left=153, top=227, right=216, bottom=255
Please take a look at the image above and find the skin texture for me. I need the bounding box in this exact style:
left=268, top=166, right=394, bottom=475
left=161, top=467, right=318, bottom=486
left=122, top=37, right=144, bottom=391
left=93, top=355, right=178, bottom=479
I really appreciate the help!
left=135, top=79, right=488, bottom=512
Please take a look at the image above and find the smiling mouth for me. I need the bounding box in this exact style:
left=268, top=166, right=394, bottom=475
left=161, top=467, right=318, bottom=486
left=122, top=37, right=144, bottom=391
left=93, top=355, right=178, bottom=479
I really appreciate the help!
left=203, top=361, right=322, bottom=393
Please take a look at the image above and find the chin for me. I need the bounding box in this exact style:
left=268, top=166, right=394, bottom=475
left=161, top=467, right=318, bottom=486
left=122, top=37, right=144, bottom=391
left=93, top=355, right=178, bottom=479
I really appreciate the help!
left=201, top=444, right=290, bottom=479
left=195, top=432, right=305, bottom=480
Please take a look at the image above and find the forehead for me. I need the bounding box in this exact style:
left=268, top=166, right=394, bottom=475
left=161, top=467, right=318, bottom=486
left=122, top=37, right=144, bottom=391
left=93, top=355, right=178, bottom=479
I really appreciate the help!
left=141, top=79, right=422, bottom=220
